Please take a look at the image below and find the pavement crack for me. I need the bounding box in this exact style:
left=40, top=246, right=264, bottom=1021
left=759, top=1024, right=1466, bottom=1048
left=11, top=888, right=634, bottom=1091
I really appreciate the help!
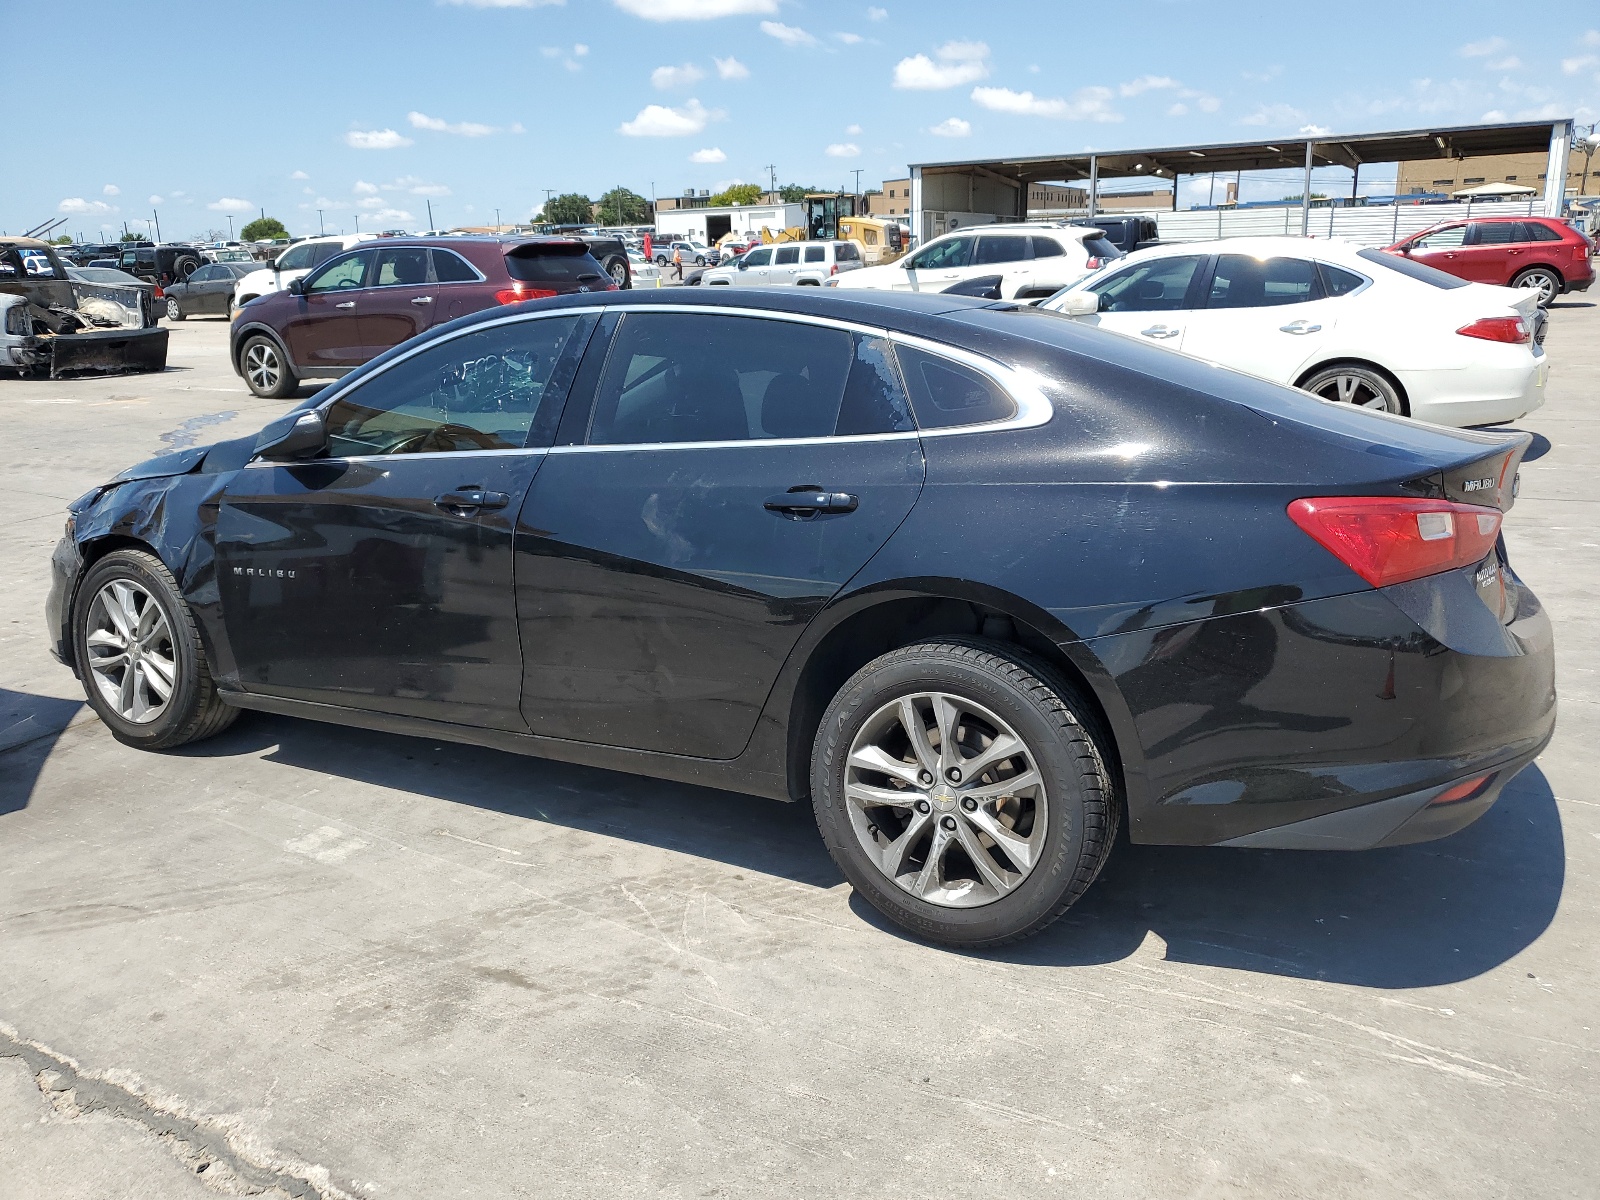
left=0, top=1019, right=364, bottom=1199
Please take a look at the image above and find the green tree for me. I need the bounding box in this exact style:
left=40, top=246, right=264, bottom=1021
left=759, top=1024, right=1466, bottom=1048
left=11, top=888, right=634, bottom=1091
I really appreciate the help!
left=596, top=187, right=650, bottom=225
left=119, top=231, right=145, bottom=242
left=778, top=184, right=819, bottom=202
left=240, top=216, right=289, bottom=241
left=542, top=193, right=595, bottom=225
left=50, top=234, right=73, bottom=245
left=709, top=183, right=763, bottom=207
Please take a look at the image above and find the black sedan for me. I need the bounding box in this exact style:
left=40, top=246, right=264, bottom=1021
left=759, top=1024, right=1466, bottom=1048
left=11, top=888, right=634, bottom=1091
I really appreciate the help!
left=162, top=261, right=254, bottom=320
left=44, top=288, right=1555, bottom=947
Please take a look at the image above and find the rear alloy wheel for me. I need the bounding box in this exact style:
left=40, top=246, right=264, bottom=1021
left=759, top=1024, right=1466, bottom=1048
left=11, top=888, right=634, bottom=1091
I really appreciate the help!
left=606, top=257, right=630, bottom=289
left=71, top=549, right=238, bottom=750
left=240, top=334, right=299, bottom=399
left=1512, top=267, right=1561, bottom=307
left=165, top=297, right=185, bottom=321
left=811, top=639, right=1118, bottom=948
left=1300, top=364, right=1405, bottom=416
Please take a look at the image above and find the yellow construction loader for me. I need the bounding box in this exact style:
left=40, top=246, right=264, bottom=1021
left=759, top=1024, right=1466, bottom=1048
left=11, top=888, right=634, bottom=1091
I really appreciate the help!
left=837, top=216, right=908, bottom=265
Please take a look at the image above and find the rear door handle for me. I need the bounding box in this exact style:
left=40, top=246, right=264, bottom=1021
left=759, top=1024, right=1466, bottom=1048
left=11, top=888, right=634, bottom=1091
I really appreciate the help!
left=764, top=489, right=858, bottom=517
left=335, top=301, right=355, bottom=309
left=1279, top=320, right=1322, bottom=334
left=411, top=296, right=434, bottom=305
left=1140, top=325, right=1180, bottom=339
left=434, top=488, right=510, bottom=516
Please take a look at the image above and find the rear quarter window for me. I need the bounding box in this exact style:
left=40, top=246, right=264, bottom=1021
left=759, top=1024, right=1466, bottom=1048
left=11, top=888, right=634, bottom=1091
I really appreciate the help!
left=894, top=346, right=1017, bottom=430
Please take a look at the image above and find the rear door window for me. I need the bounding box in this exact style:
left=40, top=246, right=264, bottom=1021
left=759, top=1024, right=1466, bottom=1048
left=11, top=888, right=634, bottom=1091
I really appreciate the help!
left=774, top=247, right=800, bottom=265
left=1206, top=255, right=1322, bottom=308
left=895, top=346, right=1016, bottom=430
left=1472, top=222, right=1528, bottom=245
left=586, top=313, right=910, bottom=445
left=1089, top=255, right=1205, bottom=312
left=974, top=235, right=1032, bottom=265
left=373, top=246, right=431, bottom=287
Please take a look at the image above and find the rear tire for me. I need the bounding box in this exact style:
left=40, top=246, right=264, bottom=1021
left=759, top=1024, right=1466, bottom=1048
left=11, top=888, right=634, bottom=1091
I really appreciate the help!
left=604, top=256, right=631, bottom=289
left=240, top=334, right=299, bottom=399
left=1511, top=266, right=1561, bottom=307
left=810, top=639, right=1118, bottom=948
left=1300, top=363, right=1406, bottom=416
left=165, top=297, right=185, bottom=321
left=71, top=549, right=238, bottom=751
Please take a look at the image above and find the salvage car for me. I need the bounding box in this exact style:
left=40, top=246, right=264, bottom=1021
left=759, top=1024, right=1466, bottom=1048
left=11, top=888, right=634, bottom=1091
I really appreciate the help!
left=66, top=266, right=161, bottom=326
left=1040, top=236, right=1547, bottom=428
left=47, top=288, right=1553, bottom=947
left=1, top=238, right=168, bottom=377
left=230, top=236, right=616, bottom=398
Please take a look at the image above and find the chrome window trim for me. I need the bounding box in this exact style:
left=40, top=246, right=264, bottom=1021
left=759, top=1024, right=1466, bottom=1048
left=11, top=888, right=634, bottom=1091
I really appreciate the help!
left=243, top=446, right=543, bottom=468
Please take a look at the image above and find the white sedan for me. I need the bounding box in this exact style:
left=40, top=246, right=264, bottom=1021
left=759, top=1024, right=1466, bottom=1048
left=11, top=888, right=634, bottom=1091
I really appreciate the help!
left=1039, top=236, right=1547, bottom=427
left=833, top=223, right=1119, bottom=301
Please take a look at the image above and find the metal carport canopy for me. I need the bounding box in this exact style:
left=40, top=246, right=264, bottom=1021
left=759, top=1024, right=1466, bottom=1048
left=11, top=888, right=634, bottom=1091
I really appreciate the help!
left=908, top=118, right=1575, bottom=230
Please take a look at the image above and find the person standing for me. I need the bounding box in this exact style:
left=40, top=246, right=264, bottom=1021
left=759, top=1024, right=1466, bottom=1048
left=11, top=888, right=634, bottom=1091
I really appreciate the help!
left=672, top=244, right=683, bottom=281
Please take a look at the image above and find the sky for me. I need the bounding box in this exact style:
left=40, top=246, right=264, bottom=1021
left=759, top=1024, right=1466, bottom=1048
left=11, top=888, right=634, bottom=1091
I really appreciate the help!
left=9, top=0, right=1598, bottom=241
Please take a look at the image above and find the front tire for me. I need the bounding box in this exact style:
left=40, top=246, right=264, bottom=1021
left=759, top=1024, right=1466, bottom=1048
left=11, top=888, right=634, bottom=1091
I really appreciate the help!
left=240, top=334, right=299, bottom=399
left=1300, top=364, right=1406, bottom=416
left=71, top=549, right=238, bottom=751
left=1512, top=266, right=1561, bottom=307
left=166, top=297, right=185, bottom=321
left=811, top=639, right=1118, bottom=948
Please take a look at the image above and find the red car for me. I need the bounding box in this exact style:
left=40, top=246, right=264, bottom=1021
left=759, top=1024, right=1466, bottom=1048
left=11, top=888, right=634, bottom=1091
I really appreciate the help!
left=231, top=237, right=615, bottom=398
left=1385, top=215, right=1593, bottom=307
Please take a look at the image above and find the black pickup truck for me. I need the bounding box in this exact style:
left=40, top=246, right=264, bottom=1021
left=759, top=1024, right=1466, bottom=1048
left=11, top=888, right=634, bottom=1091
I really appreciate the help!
left=1069, top=214, right=1160, bottom=254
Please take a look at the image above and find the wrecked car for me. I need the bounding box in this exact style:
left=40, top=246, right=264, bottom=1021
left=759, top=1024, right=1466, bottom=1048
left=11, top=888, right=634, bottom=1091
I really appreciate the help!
left=1, top=238, right=168, bottom=378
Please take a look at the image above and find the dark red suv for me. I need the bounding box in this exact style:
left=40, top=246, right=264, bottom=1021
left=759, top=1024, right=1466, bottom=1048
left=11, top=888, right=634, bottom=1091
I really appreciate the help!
left=1385, top=216, right=1594, bottom=307
left=231, top=237, right=615, bottom=398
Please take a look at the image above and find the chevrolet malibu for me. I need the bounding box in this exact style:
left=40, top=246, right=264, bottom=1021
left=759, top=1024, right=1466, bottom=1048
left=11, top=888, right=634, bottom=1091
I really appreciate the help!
left=46, top=288, right=1555, bottom=947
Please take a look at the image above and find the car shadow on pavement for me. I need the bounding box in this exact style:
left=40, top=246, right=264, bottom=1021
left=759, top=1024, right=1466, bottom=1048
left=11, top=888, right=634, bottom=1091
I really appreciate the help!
left=0, top=687, right=86, bottom=817
left=177, top=713, right=844, bottom=888
left=881, top=764, right=1563, bottom=989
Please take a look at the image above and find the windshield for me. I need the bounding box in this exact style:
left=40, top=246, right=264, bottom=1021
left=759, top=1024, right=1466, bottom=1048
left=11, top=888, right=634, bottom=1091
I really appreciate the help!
left=1357, top=247, right=1469, bottom=289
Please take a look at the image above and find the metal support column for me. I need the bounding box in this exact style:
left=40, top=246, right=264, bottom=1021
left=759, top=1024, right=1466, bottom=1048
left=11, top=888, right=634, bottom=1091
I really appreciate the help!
left=909, top=166, right=923, bottom=245
left=1087, top=155, right=1098, bottom=217
left=1300, top=141, right=1315, bottom=236
left=1543, top=121, right=1573, bottom=217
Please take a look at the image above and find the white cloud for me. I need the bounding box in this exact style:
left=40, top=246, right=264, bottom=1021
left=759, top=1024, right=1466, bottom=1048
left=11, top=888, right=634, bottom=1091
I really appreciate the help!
left=441, top=0, right=564, bottom=7
left=408, top=110, right=496, bottom=136
left=1562, top=53, right=1598, bottom=74
left=652, top=63, right=705, bottom=88
left=290, top=170, right=310, bottom=180
left=367, top=208, right=414, bottom=224
left=1239, top=102, right=1305, bottom=127
left=845, top=123, right=863, bottom=134
left=1300, top=123, right=1333, bottom=136
left=1481, top=108, right=1509, bottom=122
left=893, top=40, right=989, bottom=89
left=358, top=196, right=385, bottom=209
left=149, top=194, right=164, bottom=205
left=714, top=55, right=749, bottom=79
left=613, top=0, right=776, bottom=18
left=1195, top=93, right=1222, bottom=112
left=1242, top=65, right=1283, bottom=82
left=929, top=116, right=971, bottom=137
left=346, top=128, right=413, bottom=149
left=354, top=180, right=381, bottom=194
left=303, top=187, right=316, bottom=195
left=834, top=32, right=862, bottom=44
left=867, top=5, right=887, bottom=18
left=761, top=20, right=817, bottom=47
left=208, top=197, right=255, bottom=213
left=1167, top=103, right=1189, bottom=117
left=1487, top=55, right=1522, bottom=70
left=690, top=146, right=727, bottom=162
left=1460, top=36, right=1508, bottom=57
left=1587, top=29, right=1600, bottom=44
left=1120, top=75, right=1177, bottom=97
left=573, top=43, right=588, bottom=55
left=618, top=98, right=715, bottom=136
left=826, top=142, right=861, bottom=157
left=971, top=84, right=1120, bottom=122
left=58, top=197, right=114, bottom=215
left=409, top=183, right=452, bottom=197
left=102, top=183, right=120, bottom=196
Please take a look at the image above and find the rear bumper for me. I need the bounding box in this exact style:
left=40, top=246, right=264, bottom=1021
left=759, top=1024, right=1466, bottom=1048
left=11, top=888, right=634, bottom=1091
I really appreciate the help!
left=1402, top=352, right=1546, bottom=427
left=1089, top=565, right=1557, bottom=849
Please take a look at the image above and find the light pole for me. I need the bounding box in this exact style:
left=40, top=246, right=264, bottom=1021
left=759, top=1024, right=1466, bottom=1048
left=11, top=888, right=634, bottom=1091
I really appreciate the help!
left=851, top=168, right=862, bottom=197
left=354, top=214, right=361, bottom=233
left=151, top=208, right=161, bottom=242
left=1578, top=123, right=1600, bottom=197
left=495, top=207, right=501, bottom=233
left=226, top=215, right=233, bottom=240
left=426, top=198, right=434, bottom=231
left=317, top=209, right=325, bottom=236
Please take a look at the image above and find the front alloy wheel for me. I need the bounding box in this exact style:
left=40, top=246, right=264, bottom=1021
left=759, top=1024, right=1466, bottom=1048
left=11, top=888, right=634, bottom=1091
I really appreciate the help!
left=241, top=335, right=298, bottom=399
left=84, top=579, right=176, bottom=724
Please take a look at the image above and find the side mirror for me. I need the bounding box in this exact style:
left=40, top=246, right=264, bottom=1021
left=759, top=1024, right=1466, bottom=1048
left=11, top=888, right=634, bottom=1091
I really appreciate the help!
left=285, top=277, right=305, bottom=296
left=1058, top=292, right=1100, bottom=316
left=738, top=260, right=749, bottom=270
left=254, top=408, right=326, bottom=460
left=1399, top=244, right=1414, bottom=255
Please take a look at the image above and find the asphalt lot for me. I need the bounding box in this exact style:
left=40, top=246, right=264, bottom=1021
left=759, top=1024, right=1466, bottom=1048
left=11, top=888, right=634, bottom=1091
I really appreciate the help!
left=1, top=305, right=1596, bottom=1200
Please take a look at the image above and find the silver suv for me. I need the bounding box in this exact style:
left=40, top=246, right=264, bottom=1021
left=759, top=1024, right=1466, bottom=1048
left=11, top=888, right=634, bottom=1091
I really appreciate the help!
left=703, top=240, right=865, bottom=287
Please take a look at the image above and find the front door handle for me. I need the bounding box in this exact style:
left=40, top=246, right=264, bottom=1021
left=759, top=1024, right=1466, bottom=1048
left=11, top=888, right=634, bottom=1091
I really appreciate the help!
left=1279, top=320, right=1323, bottom=334
left=335, top=301, right=356, bottom=309
left=411, top=296, right=434, bottom=305
left=434, top=488, right=510, bottom=516
left=764, top=489, right=859, bottom=517
left=1140, top=325, right=1180, bottom=339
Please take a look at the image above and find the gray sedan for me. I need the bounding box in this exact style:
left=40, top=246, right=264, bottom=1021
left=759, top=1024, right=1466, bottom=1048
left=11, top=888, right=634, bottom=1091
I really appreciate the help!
left=162, top=262, right=254, bottom=320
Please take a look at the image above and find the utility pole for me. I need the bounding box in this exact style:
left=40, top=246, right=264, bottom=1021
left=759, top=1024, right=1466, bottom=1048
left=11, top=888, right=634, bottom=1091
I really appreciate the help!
left=764, top=164, right=778, bottom=198
left=152, top=208, right=161, bottom=242
left=426, top=198, right=434, bottom=230
left=495, top=207, right=501, bottom=232
left=226, top=215, right=233, bottom=240
left=317, top=209, right=325, bottom=236
left=354, top=214, right=360, bottom=233
left=851, top=168, right=862, bottom=196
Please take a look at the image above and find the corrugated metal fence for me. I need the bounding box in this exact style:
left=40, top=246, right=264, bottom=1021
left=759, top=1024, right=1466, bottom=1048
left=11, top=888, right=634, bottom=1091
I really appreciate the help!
left=1154, top=197, right=1546, bottom=247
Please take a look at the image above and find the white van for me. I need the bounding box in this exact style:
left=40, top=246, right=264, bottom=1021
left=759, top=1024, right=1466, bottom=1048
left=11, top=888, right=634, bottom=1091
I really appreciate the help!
left=702, top=240, right=865, bottom=287
left=231, top=233, right=378, bottom=308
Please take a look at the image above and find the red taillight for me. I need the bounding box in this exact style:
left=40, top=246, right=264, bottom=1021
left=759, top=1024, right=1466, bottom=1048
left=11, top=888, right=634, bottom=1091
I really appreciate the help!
left=830, top=262, right=838, bottom=276
left=1457, top=316, right=1529, bottom=344
left=152, top=284, right=165, bottom=298
left=494, top=285, right=557, bottom=305
left=1084, top=256, right=1103, bottom=270
left=1287, top=496, right=1502, bottom=587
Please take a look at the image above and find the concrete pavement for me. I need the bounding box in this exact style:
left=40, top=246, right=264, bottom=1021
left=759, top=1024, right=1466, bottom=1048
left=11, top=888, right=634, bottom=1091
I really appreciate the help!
left=1, top=307, right=1596, bottom=1199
